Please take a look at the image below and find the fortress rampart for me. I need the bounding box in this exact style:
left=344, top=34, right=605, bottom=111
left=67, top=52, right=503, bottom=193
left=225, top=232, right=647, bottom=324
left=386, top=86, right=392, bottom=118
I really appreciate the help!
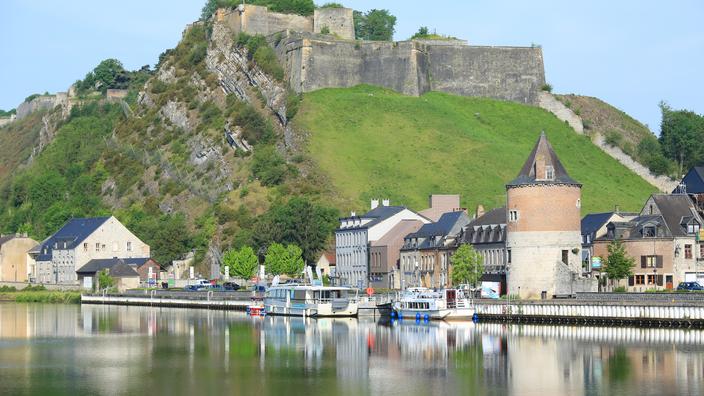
left=275, top=33, right=545, bottom=104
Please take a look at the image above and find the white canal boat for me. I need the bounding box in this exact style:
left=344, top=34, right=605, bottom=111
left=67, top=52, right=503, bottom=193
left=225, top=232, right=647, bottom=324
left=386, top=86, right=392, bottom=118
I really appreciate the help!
left=264, top=285, right=359, bottom=317
left=393, top=287, right=475, bottom=320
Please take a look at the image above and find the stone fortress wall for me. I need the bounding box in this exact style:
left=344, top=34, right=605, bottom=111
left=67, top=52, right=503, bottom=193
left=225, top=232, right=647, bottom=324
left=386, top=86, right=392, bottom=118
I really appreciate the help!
left=216, top=5, right=545, bottom=104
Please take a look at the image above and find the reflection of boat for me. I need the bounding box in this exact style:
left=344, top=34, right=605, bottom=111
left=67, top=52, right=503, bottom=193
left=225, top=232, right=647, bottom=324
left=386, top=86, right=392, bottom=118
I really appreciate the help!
left=393, top=288, right=475, bottom=320
left=264, top=284, right=359, bottom=317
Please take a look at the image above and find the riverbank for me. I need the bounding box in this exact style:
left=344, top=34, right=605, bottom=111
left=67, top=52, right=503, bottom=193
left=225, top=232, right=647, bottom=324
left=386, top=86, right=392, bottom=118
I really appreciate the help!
left=0, top=287, right=81, bottom=304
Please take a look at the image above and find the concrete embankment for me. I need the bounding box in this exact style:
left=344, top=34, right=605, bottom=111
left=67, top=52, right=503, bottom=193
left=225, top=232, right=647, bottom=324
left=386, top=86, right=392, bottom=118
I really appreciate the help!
left=475, top=294, right=704, bottom=327
left=82, top=291, right=253, bottom=311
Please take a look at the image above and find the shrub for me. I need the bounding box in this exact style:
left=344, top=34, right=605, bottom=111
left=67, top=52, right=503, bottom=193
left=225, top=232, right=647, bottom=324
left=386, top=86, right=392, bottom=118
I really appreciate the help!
left=604, top=130, right=622, bottom=147
left=251, top=146, right=288, bottom=186
left=320, top=25, right=331, bottom=35
left=541, top=83, right=553, bottom=92
left=286, top=91, right=301, bottom=120
left=613, top=286, right=627, bottom=293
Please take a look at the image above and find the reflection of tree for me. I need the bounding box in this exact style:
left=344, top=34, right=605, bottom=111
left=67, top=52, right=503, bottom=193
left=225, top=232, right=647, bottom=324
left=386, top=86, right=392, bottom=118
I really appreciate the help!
left=607, top=348, right=632, bottom=382
left=452, top=341, right=486, bottom=393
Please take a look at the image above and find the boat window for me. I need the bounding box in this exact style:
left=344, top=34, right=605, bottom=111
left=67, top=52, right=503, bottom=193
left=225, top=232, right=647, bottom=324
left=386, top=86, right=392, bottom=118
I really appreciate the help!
left=293, top=290, right=306, bottom=301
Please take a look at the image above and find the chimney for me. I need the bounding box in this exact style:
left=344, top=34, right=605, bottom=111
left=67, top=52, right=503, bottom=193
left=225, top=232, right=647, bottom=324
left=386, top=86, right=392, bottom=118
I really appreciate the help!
left=382, top=199, right=390, bottom=207
left=475, top=204, right=485, bottom=219
left=350, top=211, right=356, bottom=217
left=614, top=205, right=620, bottom=214
left=371, top=199, right=379, bottom=210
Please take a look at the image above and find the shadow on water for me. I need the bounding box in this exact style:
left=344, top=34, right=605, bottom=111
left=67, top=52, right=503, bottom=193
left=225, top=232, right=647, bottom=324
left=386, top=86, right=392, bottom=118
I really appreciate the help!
left=0, top=303, right=703, bottom=396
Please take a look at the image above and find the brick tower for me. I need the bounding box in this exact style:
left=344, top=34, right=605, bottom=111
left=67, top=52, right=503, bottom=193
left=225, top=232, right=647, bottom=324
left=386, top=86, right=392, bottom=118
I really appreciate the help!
left=505, top=132, right=584, bottom=299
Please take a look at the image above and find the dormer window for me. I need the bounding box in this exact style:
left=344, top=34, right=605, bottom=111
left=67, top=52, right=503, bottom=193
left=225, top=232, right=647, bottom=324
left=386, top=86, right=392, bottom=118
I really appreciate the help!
left=643, top=226, right=656, bottom=238
left=545, top=165, right=554, bottom=180
left=687, top=223, right=700, bottom=235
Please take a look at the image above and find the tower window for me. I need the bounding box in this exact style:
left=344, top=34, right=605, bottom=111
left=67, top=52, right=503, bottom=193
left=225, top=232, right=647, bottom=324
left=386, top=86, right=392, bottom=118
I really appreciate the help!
left=545, top=165, right=554, bottom=180
left=509, top=210, right=519, bottom=222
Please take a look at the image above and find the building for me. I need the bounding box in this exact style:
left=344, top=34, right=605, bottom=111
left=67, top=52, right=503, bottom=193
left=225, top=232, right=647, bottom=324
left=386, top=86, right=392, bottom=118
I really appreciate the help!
left=506, top=132, right=596, bottom=299
left=674, top=166, right=704, bottom=215
left=399, top=211, right=470, bottom=289
left=315, top=250, right=336, bottom=278
left=580, top=211, right=636, bottom=274
left=29, top=216, right=150, bottom=284
left=419, top=194, right=462, bottom=222
left=335, top=200, right=430, bottom=288
left=76, top=259, right=141, bottom=292
left=370, top=220, right=423, bottom=289
left=0, top=234, right=39, bottom=282
left=593, top=194, right=704, bottom=290
left=460, top=207, right=508, bottom=293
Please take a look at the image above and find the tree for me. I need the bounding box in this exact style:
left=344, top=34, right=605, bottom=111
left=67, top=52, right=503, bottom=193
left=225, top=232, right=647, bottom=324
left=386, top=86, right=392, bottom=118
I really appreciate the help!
left=97, top=269, right=115, bottom=290
left=410, top=26, right=430, bottom=39
left=264, top=242, right=304, bottom=276
left=658, top=102, right=704, bottom=176
left=603, top=240, right=635, bottom=288
left=354, top=9, right=396, bottom=41
left=451, top=244, right=484, bottom=287
left=223, top=246, right=259, bottom=279
left=254, top=197, right=338, bottom=264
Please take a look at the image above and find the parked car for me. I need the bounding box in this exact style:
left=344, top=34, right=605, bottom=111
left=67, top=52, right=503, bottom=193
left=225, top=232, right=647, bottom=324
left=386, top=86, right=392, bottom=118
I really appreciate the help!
left=223, top=282, right=241, bottom=291
left=209, top=285, right=226, bottom=292
left=676, top=282, right=704, bottom=291
left=184, top=285, right=201, bottom=291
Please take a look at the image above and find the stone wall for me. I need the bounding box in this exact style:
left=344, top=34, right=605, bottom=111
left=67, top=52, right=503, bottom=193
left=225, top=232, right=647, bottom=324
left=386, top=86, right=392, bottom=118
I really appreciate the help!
left=276, top=33, right=546, bottom=104
left=313, top=8, right=354, bottom=39
left=16, top=93, right=68, bottom=120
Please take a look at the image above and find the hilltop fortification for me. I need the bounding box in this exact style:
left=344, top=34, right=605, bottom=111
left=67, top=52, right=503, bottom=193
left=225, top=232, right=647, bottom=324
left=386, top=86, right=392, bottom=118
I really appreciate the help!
left=216, top=5, right=545, bottom=104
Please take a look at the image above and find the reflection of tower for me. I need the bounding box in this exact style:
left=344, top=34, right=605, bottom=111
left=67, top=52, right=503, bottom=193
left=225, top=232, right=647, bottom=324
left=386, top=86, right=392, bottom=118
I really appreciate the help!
left=506, top=133, right=583, bottom=299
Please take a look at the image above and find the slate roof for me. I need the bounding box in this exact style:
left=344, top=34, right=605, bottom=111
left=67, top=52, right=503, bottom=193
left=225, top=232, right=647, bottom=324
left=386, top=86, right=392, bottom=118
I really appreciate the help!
left=462, top=207, right=507, bottom=245
left=407, top=211, right=469, bottom=239
left=649, top=194, right=701, bottom=237
left=507, top=132, right=581, bottom=187
left=337, top=206, right=407, bottom=231
left=581, top=213, right=616, bottom=236
left=76, top=257, right=149, bottom=276
left=33, top=217, right=111, bottom=261
left=674, top=166, right=704, bottom=194
left=604, top=215, right=670, bottom=240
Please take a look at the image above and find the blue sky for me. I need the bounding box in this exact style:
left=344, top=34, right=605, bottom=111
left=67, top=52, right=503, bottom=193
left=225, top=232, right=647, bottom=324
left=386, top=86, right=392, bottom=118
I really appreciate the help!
left=2, top=0, right=702, bottom=133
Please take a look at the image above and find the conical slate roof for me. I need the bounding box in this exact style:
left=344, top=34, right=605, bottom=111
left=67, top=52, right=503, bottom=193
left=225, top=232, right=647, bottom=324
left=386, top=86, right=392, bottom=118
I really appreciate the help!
left=507, top=132, right=581, bottom=187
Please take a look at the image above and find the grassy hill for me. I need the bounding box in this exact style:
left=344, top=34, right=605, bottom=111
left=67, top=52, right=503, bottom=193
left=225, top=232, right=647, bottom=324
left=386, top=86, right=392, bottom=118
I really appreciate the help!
left=296, top=85, right=657, bottom=214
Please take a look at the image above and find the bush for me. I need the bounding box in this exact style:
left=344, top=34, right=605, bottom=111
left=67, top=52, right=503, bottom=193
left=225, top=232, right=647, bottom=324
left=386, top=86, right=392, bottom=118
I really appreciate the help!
left=320, top=25, right=331, bottom=35
left=541, top=83, right=553, bottom=92
left=604, top=130, right=622, bottom=147
left=251, top=146, right=288, bottom=186
left=613, top=286, right=627, bottom=293
left=286, top=91, right=301, bottom=120
left=0, top=285, right=17, bottom=292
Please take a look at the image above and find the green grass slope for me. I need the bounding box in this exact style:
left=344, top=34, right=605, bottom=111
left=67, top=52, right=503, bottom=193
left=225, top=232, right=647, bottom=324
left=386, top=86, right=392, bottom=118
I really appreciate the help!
left=296, top=85, right=657, bottom=214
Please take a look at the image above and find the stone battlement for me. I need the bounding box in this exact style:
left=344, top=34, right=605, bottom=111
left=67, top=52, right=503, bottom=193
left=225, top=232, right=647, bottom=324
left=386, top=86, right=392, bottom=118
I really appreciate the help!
left=216, top=5, right=354, bottom=40
left=273, top=31, right=546, bottom=104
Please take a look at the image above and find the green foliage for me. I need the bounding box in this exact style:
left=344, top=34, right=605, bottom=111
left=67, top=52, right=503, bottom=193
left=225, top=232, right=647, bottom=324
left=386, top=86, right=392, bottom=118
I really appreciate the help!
left=235, top=33, right=285, bottom=81
left=24, top=93, right=40, bottom=103
left=118, top=206, right=194, bottom=265
left=0, top=102, right=121, bottom=237
left=77, top=59, right=129, bottom=94
left=296, top=85, right=657, bottom=213
left=604, top=240, right=635, bottom=283
left=0, top=285, right=17, bottom=292
left=286, top=91, right=301, bottom=120
left=541, top=83, right=553, bottom=92
left=251, top=145, right=288, bottom=186
left=320, top=3, right=344, bottom=8
left=264, top=242, right=304, bottom=275
left=98, top=269, right=116, bottom=290
left=229, top=101, right=275, bottom=144
left=409, top=26, right=457, bottom=41
left=612, top=286, right=627, bottom=293
left=249, top=0, right=315, bottom=16
left=451, top=244, right=483, bottom=287
left=320, top=25, right=331, bottom=35
left=0, top=108, right=16, bottom=117
left=254, top=197, right=338, bottom=263
left=604, top=130, right=622, bottom=147
left=636, top=136, right=673, bottom=175
left=354, top=9, right=396, bottom=41
left=658, top=102, right=704, bottom=175
left=223, top=246, right=259, bottom=279
left=12, top=291, right=81, bottom=304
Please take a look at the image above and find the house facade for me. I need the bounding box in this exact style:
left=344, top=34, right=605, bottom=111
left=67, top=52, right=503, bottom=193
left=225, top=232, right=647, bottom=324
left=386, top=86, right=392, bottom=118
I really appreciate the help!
left=460, top=207, right=508, bottom=293
left=370, top=220, right=423, bottom=289
left=506, top=132, right=596, bottom=299
left=0, top=234, right=39, bottom=282
left=29, top=216, right=150, bottom=284
left=335, top=200, right=430, bottom=288
left=399, top=211, right=470, bottom=289
left=593, top=194, right=704, bottom=290
left=581, top=212, right=637, bottom=275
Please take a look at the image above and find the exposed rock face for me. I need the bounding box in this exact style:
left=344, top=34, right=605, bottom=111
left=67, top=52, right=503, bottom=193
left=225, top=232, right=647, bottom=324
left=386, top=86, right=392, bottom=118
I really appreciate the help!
left=160, top=100, right=190, bottom=131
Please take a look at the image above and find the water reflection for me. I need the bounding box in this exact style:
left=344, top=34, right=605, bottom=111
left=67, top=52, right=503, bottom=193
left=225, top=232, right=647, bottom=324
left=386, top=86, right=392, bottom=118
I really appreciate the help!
left=0, top=303, right=702, bottom=395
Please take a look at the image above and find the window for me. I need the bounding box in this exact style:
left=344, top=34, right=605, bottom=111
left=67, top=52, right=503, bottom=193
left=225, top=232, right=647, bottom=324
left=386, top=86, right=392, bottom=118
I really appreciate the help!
left=95, top=243, right=100, bottom=252
left=127, top=241, right=132, bottom=252
left=507, top=249, right=512, bottom=264
left=561, top=250, right=569, bottom=265
left=687, top=223, right=700, bottom=235
left=83, top=243, right=88, bottom=252
left=509, top=210, right=519, bottom=222
left=647, top=274, right=657, bottom=285
left=700, top=244, right=704, bottom=259
left=685, top=244, right=692, bottom=259
left=635, top=275, right=645, bottom=285
left=645, top=256, right=656, bottom=268
left=643, top=226, right=656, bottom=238
left=102, top=244, right=106, bottom=251
left=545, top=165, right=554, bottom=180
left=576, top=199, right=581, bottom=209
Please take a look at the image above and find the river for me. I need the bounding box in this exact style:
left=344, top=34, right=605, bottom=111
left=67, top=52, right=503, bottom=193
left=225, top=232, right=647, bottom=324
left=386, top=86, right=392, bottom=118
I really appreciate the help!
left=0, top=303, right=702, bottom=395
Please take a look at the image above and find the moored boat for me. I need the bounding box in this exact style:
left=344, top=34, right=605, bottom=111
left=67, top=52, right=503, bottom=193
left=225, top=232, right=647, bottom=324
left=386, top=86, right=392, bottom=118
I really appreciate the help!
left=393, top=287, right=475, bottom=320
left=264, top=284, right=359, bottom=317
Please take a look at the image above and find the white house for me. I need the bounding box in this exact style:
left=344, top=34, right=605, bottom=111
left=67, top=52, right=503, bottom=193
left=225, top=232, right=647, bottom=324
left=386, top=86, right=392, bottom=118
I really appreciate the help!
left=29, top=216, right=150, bottom=284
